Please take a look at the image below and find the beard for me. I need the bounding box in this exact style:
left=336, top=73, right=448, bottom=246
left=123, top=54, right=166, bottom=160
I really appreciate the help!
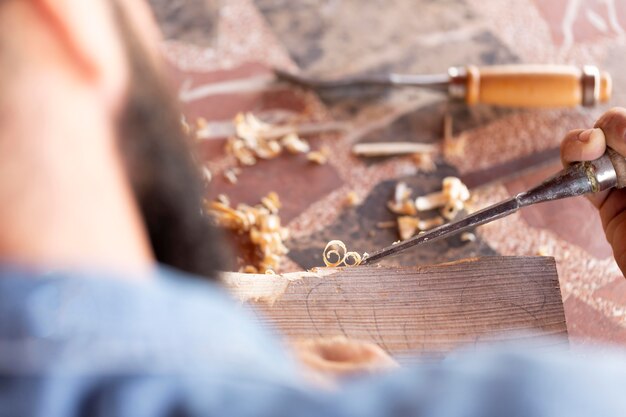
left=111, top=4, right=226, bottom=279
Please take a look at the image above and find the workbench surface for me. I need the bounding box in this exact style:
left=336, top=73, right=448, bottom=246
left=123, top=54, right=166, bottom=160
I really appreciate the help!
left=148, top=0, right=626, bottom=347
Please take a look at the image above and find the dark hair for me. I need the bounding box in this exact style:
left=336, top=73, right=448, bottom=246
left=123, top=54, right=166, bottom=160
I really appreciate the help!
left=113, top=3, right=227, bottom=278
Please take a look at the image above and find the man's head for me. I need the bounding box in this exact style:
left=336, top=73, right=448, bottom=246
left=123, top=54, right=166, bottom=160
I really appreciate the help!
left=0, top=0, right=224, bottom=277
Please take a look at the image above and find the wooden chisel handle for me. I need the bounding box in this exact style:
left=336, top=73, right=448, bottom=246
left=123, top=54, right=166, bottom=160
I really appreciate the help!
left=448, top=65, right=611, bottom=108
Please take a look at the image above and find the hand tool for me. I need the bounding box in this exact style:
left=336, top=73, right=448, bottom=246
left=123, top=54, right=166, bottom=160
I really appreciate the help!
left=360, top=147, right=626, bottom=265
left=276, top=65, right=611, bottom=108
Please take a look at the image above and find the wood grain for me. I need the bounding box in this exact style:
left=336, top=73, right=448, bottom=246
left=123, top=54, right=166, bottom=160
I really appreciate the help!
left=229, top=256, right=567, bottom=363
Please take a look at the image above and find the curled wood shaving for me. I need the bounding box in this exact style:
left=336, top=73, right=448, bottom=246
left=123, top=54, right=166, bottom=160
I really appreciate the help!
left=206, top=192, right=289, bottom=273
left=344, top=251, right=362, bottom=267
left=323, top=240, right=346, bottom=267
left=226, top=113, right=311, bottom=166
left=322, top=240, right=363, bottom=267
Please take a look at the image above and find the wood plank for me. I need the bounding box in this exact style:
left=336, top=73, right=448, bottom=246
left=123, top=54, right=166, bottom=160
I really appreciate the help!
left=223, top=256, right=567, bottom=363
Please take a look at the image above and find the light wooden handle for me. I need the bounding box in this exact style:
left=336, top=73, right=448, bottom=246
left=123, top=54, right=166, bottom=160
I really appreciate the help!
left=452, top=65, right=611, bottom=108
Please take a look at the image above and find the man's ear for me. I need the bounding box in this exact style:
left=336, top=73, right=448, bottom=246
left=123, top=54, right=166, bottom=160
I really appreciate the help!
left=33, top=0, right=129, bottom=111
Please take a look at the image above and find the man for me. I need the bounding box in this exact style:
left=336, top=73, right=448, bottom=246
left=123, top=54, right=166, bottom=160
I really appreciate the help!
left=1, top=0, right=626, bottom=415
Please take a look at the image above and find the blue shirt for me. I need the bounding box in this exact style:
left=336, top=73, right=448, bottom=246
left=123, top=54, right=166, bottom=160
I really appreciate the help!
left=0, top=264, right=625, bottom=417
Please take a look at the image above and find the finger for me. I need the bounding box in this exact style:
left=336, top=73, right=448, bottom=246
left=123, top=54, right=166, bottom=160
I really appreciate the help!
left=292, top=337, right=397, bottom=376
left=595, top=107, right=626, bottom=157
left=560, top=128, right=606, bottom=166
left=560, top=128, right=608, bottom=208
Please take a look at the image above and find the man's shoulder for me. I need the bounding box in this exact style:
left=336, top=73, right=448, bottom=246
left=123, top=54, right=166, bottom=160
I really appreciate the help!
left=0, top=263, right=298, bottom=380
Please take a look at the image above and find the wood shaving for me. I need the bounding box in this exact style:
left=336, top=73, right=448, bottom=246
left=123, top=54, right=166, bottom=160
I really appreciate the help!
left=412, top=152, right=437, bottom=173
left=537, top=246, right=551, bottom=256
left=387, top=182, right=417, bottom=216
left=322, top=240, right=363, bottom=267
left=352, top=142, right=437, bottom=157
left=415, top=177, right=470, bottom=219
left=206, top=192, right=290, bottom=273
left=261, top=191, right=281, bottom=214
left=442, top=114, right=467, bottom=160
left=376, top=221, right=397, bottom=229
left=282, top=133, right=311, bottom=154
left=223, top=168, right=241, bottom=184
left=344, top=191, right=361, bottom=208
left=226, top=112, right=311, bottom=166
left=397, top=216, right=420, bottom=241
left=388, top=178, right=468, bottom=241
left=420, top=217, right=445, bottom=230
left=461, top=232, right=476, bottom=243
left=397, top=215, right=445, bottom=241
left=376, top=220, right=397, bottom=229
left=202, top=166, right=212, bottom=183
left=307, top=148, right=329, bottom=165
left=196, top=117, right=208, bottom=130
left=216, top=194, right=230, bottom=206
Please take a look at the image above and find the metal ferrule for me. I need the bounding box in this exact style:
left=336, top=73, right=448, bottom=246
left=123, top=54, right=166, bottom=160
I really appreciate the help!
left=581, top=65, right=600, bottom=107
left=587, top=152, right=618, bottom=192
left=447, top=66, right=467, bottom=100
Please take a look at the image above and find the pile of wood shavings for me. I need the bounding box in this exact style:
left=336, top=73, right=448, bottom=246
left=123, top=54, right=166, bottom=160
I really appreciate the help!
left=226, top=112, right=326, bottom=166
left=206, top=192, right=289, bottom=273
left=387, top=177, right=471, bottom=241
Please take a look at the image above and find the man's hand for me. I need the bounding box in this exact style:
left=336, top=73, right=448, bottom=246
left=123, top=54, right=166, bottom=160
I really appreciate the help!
left=291, top=336, right=398, bottom=387
left=560, top=107, right=626, bottom=275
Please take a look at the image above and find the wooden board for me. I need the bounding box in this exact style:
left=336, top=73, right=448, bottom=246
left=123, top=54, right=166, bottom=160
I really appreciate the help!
left=224, top=256, right=567, bottom=363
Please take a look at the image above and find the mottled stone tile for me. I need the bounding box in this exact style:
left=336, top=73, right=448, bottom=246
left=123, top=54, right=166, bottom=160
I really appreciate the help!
left=147, top=0, right=219, bottom=47
left=287, top=166, right=497, bottom=270
left=564, top=296, right=626, bottom=346
left=504, top=161, right=613, bottom=260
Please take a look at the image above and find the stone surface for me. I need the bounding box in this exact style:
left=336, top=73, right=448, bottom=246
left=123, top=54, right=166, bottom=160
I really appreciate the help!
left=148, top=0, right=626, bottom=346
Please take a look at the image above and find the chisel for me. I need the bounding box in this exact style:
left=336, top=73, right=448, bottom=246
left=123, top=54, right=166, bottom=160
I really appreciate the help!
left=361, top=147, right=626, bottom=265
left=276, top=65, right=611, bottom=108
